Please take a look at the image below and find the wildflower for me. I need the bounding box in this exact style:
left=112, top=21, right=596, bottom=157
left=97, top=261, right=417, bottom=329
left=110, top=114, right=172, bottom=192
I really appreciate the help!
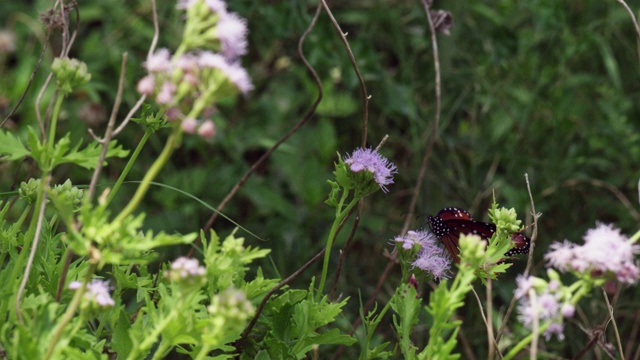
left=217, top=12, right=248, bottom=60
left=145, top=48, right=172, bottom=73
left=412, top=246, right=451, bottom=280
left=406, top=230, right=451, bottom=280
left=156, top=82, right=176, bottom=105
left=224, top=61, right=253, bottom=94
left=168, top=256, right=206, bottom=278
left=394, top=230, right=426, bottom=250
left=344, top=147, right=397, bottom=193
left=136, top=75, right=156, bottom=96
left=165, top=256, right=207, bottom=290
left=182, top=118, right=199, bottom=134
left=561, top=303, right=575, bottom=318
left=69, top=279, right=115, bottom=307
left=198, top=120, right=216, bottom=139
left=544, top=322, right=565, bottom=341
left=198, top=52, right=253, bottom=94
left=545, top=223, right=640, bottom=284
left=515, top=274, right=574, bottom=341
left=204, top=0, right=227, bottom=13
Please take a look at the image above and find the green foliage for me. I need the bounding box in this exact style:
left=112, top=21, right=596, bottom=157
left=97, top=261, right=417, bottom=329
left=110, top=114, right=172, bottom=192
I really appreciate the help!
left=2, top=0, right=640, bottom=358
left=254, top=284, right=356, bottom=359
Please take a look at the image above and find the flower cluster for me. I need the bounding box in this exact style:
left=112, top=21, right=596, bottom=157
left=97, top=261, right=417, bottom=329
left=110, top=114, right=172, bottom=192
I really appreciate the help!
left=165, top=256, right=207, bottom=290
left=545, top=223, right=640, bottom=284
left=394, top=229, right=451, bottom=280
left=69, top=279, right=115, bottom=309
left=514, top=271, right=574, bottom=341
left=203, top=288, right=255, bottom=346
left=137, top=0, right=252, bottom=140
left=51, top=57, right=91, bottom=95
left=344, top=147, right=397, bottom=193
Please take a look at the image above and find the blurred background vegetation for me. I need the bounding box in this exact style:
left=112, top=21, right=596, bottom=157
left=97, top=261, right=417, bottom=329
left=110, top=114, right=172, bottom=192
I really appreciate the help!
left=2, top=0, right=640, bottom=357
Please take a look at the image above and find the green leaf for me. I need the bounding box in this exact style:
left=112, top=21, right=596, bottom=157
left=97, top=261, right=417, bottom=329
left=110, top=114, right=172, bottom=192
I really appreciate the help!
left=110, top=309, right=133, bottom=357
left=60, top=138, right=129, bottom=169
left=0, top=130, right=30, bottom=160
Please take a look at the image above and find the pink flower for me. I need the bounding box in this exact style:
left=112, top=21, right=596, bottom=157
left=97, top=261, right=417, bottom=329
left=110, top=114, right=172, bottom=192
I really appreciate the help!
left=545, top=223, right=640, bottom=284
left=205, top=0, right=227, bottom=13
left=182, top=118, right=198, bottom=134
left=156, top=82, right=176, bottom=105
left=136, top=75, right=156, bottom=96
left=224, top=62, right=253, bottom=94
left=217, top=12, right=248, bottom=60
left=69, top=279, right=115, bottom=307
left=198, top=120, right=216, bottom=139
left=145, top=48, right=172, bottom=73
left=176, top=53, right=198, bottom=72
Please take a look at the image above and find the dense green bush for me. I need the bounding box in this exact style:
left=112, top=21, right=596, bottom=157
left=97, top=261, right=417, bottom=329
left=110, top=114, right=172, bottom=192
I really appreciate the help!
left=1, top=0, right=639, bottom=358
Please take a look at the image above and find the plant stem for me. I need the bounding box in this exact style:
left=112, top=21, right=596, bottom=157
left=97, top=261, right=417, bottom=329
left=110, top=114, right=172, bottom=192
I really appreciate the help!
left=502, top=321, right=551, bottom=360
left=46, top=94, right=65, bottom=160
left=44, top=262, right=98, bottom=359
left=105, top=129, right=152, bottom=207
left=114, top=126, right=182, bottom=223
left=316, top=193, right=359, bottom=300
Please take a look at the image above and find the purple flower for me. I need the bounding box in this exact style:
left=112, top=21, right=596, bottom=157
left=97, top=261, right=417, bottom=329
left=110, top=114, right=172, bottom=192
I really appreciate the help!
left=197, top=52, right=253, bottom=94
left=405, top=230, right=451, bottom=280
left=156, top=82, right=176, bottom=105
left=69, top=279, right=115, bottom=307
left=205, top=0, right=227, bottom=12
left=136, top=75, right=156, bottom=96
left=561, top=303, right=575, bottom=318
left=543, top=322, right=565, bottom=341
left=394, top=230, right=424, bottom=250
left=145, top=48, right=172, bottom=73
left=217, top=12, right=248, bottom=60
left=514, top=275, right=535, bottom=299
left=170, top=256, right=206, bottom=278
left=344, top=148, right=397, bottom=193
left=224, top=62, right=253, bottom=94
left=545, top=223, right=640, bottom=284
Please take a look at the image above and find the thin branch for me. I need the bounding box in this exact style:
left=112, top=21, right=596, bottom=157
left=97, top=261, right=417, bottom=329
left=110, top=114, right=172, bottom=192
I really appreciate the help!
left=319, top=0, right=370, bottom=147
left=16, top=175, right=51, bottom=324
left=495, top=173, right=541, bottom=346
left=112, top=0, right=159, bottom=137
left=603, top=288, right=625, bottom=360
left=1, top=28, right=50, bottom=128
left=87, top=53, right=128, bottom=200
left=615, top=0, right=640, bottom=43
left=233, top=248, right=326, bottom=353
left=200, top=2, right=324, bottom=233
left=336, top=4, right=445, bottom=354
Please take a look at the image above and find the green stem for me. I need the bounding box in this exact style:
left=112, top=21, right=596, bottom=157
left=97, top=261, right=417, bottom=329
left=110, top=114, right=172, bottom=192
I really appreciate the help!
left=105, top=129, right=152, bottom=207
left=114, top=126, right=183, bottom=223
left=47, top=94, right=65, bottom=159
left=127, top=301, right=181, bottom=360
left=502, top=321, right=551, bottom=360
left=194, top=345, right=213, bottom=360
left=316, top=193, right=360, bottom=300
left=44, top=262, right=98, bottom=359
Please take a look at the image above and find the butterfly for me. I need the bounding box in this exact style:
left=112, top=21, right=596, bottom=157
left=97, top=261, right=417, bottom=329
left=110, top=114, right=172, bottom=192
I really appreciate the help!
left=427, top=207, right=530, bottom=263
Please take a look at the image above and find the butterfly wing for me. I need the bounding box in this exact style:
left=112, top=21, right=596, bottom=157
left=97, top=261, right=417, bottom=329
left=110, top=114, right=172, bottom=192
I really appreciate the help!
left=429, top=207, right=531, bottom=263
left=429, top=209, right=495, bottom=263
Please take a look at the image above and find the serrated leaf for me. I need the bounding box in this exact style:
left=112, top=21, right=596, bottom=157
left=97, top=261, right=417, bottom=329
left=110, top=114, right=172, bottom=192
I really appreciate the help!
left=58, top=138, right=129, bottom=169
left=0, top=130, right=30, bottom=160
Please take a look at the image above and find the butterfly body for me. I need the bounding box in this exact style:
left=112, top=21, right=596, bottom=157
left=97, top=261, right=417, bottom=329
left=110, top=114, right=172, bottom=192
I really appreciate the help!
left=428, top=207, right=530, bottom=263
